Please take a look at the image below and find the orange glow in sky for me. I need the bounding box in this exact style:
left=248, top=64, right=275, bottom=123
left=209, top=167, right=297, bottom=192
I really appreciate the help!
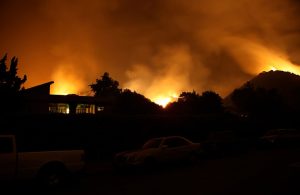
left=51, top=81, right=77, bottom=95
left=255, top=50, right=300, bottom=75
left=50, top=65, right=86, bottom=95
left=49, top=41, right=300, bottom=106
left=229, top=39, right=300, bottom=76
left=2, top=0, right=300, bottom=101
left=151, top=93, right=178, bottom=107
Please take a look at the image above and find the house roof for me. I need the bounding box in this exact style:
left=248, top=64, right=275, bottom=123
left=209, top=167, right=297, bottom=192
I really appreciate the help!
left=49, top=94, right=113, bottom=104
left=26, top=81, right=54, bottom=90
left=22, top=81, right=112, bottom=105
left=23, top=81, right=54, bottom=96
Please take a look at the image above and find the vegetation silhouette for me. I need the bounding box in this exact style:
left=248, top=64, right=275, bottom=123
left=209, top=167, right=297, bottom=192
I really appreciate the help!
left=0, top=54, right=27, bottom=95
left=227, top=71, right=300, bottom=115
left=165, top=90, right=224, bottom=115
left=114, top=89, right=162, bottom=114
left=90, top=72, right=162, bottom=114
left=89, top=72, right=121, bottom=98
left=231, top=82, right=284, bottom=116
left=0, top=54, right=27, bottom=114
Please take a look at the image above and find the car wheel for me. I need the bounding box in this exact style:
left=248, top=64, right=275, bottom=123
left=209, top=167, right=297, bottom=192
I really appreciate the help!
left=143, top=157, right=157, bottom=169
left=38, top=163, right=70, bottom=188
left=188, top=152, right=199, bottom=164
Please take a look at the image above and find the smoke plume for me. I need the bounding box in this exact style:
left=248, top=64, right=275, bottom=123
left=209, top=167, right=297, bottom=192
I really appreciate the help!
left=1, top=0, right=300, bottom=102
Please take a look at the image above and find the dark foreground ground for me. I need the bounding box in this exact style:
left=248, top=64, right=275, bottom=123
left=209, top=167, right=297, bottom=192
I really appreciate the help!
left=3, top=147, right=300, bottom=195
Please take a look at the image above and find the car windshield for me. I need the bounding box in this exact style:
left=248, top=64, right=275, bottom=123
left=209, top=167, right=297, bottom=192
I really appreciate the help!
left=163, top=137, right=191, bottom=147
left=142, top=139, right=161, bottom=149
left=265, top=129, right=298, bottom=136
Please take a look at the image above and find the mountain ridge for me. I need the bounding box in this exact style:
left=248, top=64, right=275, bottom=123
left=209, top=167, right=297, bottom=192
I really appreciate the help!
left=225, top=70, right=300, bottom=112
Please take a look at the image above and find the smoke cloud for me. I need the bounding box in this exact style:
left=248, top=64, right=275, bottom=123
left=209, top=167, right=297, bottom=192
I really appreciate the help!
left=1, top=0, right=300, bottom=100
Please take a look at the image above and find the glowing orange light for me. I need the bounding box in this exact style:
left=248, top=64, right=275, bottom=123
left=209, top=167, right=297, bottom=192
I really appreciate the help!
left=269, top=66, right=277, bottom=71
left=232, top=39, right=300, bottom=75
left=51, top=65, right=85, bottom=95
left=153, top=96, right=172, bottom=107
left=51, top=82, right=78, bottom=95
left=259, top=56, right=300, bottom=75
left=152, top=93, right=178, bottom=108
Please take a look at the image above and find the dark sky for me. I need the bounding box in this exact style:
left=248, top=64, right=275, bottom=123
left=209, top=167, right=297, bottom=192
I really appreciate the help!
left=1, top=0, right=300, bottom=104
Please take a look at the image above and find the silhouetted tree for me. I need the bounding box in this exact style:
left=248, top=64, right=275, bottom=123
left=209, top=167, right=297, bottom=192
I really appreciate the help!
left=115, top=89, right=162, bottom=114
left=178, top=90, right=200, bottom=103
left=166, top=90, right=223, bottom=114
left=231, top=82, right=283, bottom=116
left=90, top=73, right=162, bottom=114
left=89, top=72, right=121, bottom=97
left=201, top=91, right=223, bottom=113
left=166, top=91, right=199, bottom=114
left=0, top=54, right=27, bottom=115
left=231, top=82, right=254, bottom=114
left=0, top=54, right=27, bottom=95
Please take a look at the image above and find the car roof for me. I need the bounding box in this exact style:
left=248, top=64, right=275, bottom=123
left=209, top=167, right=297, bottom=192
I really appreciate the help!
left=147, top=136, right=191, bottom=143
left=149, top=135, right=187, bottom=140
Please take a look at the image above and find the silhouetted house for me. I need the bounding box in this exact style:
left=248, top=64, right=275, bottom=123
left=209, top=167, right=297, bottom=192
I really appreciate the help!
left=21, top=81, right=110, bottom=115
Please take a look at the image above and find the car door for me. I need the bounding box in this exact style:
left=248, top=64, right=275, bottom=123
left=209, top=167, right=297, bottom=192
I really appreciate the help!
left=0, top=136, right=17, bottom=180
left=160, top=137, right=193, bottom=162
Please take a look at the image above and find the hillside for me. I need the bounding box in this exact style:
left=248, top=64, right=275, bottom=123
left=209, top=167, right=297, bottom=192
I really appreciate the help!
left=225, top=70, right=300, bottom=112
left=247, top=70, right=300, bottom=94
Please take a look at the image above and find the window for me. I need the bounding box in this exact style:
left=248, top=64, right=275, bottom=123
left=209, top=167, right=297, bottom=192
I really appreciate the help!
left=0, top=137, right=14, bottom=153
left=49, top=103, right=96, bottom=114
left=76, top=104, right=95, bottom=114
left=49, top=103, right=69, bottom=114
left=97, top=106, right=104, bottom=112
left=142, top=139, right=162, bottom=149
left=163, top=137, right=190, bottom=148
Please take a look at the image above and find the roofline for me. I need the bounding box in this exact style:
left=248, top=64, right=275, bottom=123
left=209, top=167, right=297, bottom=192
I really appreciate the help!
left=25, top=81, right=54, bottom=91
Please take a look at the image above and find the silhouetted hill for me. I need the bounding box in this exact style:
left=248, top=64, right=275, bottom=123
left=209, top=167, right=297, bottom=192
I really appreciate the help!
left=249, top=70, right=300, bottom=92
left=225, top=70, right=300, bottom=112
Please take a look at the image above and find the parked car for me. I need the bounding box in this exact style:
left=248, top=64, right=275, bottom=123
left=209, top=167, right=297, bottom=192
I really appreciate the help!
left=0, top=134, right=86, bottom=188
left=259, top=128, right=300, bottom=148
left=288, top=161, right=300, bottom=185
left=113, top=136, right=202, bottom=170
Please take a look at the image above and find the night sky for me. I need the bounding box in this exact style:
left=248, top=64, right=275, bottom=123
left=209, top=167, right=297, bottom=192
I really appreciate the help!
left=1, top=0, right=300, bottom=104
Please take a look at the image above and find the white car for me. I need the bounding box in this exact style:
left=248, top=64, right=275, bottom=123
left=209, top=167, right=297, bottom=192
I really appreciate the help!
left=113, top=136, right=202, bottom=169
left=0, top=135, right=85, bottom=188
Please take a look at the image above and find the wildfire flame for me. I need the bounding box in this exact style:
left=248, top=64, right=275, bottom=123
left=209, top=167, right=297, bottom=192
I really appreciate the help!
left=228, top=38, right=300, bottom=76
left=124, top=45, right=194, bottom=108
left=257, top=53, right=300, bottom=75
left=50, top=42, right=300, bottom=108
left=51, top=65, right=86, bottom=95
left=51, top=81, right=78, bottom=95
left=152, top=93, right=178, bottom=108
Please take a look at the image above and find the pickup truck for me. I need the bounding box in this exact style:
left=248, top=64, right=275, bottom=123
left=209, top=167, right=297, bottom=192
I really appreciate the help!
left=0, top=134, right=85, bottom=187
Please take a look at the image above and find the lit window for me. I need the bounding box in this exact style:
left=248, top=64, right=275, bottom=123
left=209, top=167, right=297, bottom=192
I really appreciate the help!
left=76, top=104, right=95, bottom=114
left=97, top=106, right=104, bottom=112
left=49, top=103, right=70, bottom=114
